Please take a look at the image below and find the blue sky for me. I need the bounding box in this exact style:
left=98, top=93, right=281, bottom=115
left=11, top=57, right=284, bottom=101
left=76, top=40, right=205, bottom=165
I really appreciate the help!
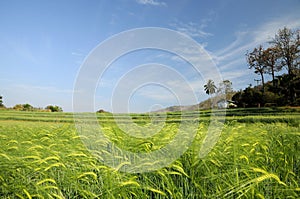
left=1, top=0, right=300, bottom=112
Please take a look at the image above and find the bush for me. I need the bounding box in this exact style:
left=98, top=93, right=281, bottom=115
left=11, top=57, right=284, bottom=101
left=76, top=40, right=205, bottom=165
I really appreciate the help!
left=13, top=104, right=33, bottom=111
left=45, top=105, right=63, bottom=112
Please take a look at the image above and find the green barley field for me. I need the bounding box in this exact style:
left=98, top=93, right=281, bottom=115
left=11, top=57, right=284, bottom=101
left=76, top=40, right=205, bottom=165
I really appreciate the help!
left=0, top=108, right=299, bottom=198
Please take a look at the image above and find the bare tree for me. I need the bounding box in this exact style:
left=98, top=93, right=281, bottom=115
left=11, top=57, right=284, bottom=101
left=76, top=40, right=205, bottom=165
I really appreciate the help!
left=261, top=47, right=281, bottom=86
left=271, top=27, right=300, bottom=76
left=217, top=80, right=233, bottom=101
left=246, top=45, right=266, bottom=93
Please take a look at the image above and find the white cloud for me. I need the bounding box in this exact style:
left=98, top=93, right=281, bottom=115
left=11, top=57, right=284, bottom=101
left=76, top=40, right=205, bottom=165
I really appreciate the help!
left=136, top=0, right=167, bottom=6
left=215, top=14, right=300, bottom=63
left=209, top=14, right=300, bottom=89
left=170, top=21, right=212, bottom=38
left=71, top=52, right=84, bottom=57
left=252, top=15, right=300, bottom=44
left=221, top=70, right=250, bottom=81
left=218, top=58, right=245, bottom=71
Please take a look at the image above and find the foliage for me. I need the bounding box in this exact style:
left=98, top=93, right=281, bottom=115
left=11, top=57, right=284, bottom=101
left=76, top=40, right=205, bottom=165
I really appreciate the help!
left=13, top=103, right=34, bottom=111
left=271, top=27, right=300, bottom=76
left=217, top=80, right=234, bottom=101
left=261, top=47, right=281, bottom=85
left=233, top=73, right=300, bottom=107
left=0, top=96, right=4, bottom=107
left=241, top=27, right=300, bottom=107
left=45, top=105, right=63, bottom=112
left=217, top=80, right=233, bottom=94
left=246, top=45, right=266, bottom=92
left=204, top=79, right=217, bottom=96
left=97, top=109, right=109, bottom=113
left=232, top=87, right=263, bottom=107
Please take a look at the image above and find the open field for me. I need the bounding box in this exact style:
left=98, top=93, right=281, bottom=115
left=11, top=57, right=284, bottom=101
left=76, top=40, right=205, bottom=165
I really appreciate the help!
left=0, top=108, right=299, bottom=198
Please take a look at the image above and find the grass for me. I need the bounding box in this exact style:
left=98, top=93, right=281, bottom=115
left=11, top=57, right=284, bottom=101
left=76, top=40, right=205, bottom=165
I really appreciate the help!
left=0, top=108, right=299, bottom=198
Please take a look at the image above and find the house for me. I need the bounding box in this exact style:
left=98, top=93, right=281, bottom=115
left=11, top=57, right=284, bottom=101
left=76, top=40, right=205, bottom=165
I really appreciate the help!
left=217, top=99, right=237, bottom=109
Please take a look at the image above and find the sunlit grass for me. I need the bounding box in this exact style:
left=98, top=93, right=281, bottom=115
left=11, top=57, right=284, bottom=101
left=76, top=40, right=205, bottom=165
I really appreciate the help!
left=0, top=108, right=299, bottom=198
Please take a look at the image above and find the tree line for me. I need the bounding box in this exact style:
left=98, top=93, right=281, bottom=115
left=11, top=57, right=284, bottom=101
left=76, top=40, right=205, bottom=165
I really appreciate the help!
left=205, top=27, right=300, bottom=108
left=0, top=96, right=63, bottom=112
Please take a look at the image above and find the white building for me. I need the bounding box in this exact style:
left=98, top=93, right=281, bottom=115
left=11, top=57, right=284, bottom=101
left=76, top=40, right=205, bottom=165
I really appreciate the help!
left=217, top=99, right=237, bottom=109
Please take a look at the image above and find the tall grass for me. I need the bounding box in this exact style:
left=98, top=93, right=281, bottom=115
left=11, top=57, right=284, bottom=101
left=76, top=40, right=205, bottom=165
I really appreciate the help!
left=0, top=108, right=299, bottom=198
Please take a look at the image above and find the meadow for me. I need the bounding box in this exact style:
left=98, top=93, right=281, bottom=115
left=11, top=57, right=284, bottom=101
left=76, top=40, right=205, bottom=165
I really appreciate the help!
left=0, top=108, right=299, bottom=198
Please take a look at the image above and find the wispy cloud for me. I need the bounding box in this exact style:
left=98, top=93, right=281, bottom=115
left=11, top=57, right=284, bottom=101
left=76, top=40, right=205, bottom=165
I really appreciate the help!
left=71, top=52, right=84, bottom=57
left=215, top=14, right=300, bottom=63
left=170, top=21, right=212, bottom=38
left=252, top=15, right=300, bottom=44
left=210, top=14, right=300, bottom=87
left=136, top=0, right=167, bottom=6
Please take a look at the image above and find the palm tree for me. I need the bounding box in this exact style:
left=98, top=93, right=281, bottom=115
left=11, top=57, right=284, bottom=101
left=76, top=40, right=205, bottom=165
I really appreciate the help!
left=204, top=79, right=217, bottom=96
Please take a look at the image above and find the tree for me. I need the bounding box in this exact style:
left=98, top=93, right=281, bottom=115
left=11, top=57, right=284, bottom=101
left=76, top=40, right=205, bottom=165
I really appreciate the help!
left=271, top=27, right=300, bottom=76
left=262, top=47, right=281, bottom=86
left=246, top=45, right=267, bottom=93
left=97, top=109, right=108, bottom=113
left=13, top=104, right=24, bottom=111
left=275, top=74, right=300, bottom=105
left=217, top=80, right=233, bottom=95
left=45, top=105, right=63, bottom=112
left=23, top=103, right=33, bottom=111
left=204, top=79, right=217, bottom=96
left=232, top=87, right=263, bottom=107
left=0, top=96, right=3, bottom=107
left=13, top=103, right=33, bottom=111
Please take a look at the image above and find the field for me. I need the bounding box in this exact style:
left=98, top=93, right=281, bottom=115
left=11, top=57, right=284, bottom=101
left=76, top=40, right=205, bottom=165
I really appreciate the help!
left=0, top=108, right=299, bottom=198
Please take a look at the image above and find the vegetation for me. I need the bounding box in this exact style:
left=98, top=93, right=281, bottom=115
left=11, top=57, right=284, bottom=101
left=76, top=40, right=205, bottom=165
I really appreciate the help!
left=45, top=105, right=63, bottom=112
left=204, top=79, right=217, bottom=96
left=13, top=104, right=34, bottom=111
left=8, top=104, right=64, bottom=112
left=234, top=27, right=300, bottom=107
left=246, top=45, right=267, bottom=93
left=0, top=95, right=4, bottom=108
left=0, top=108, right=299, bottom=198
left=0, top=26, right=299, bottom=198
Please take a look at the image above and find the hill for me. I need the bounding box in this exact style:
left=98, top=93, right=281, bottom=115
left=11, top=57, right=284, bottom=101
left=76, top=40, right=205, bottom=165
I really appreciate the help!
left=152, top=94, right=233, bottom=112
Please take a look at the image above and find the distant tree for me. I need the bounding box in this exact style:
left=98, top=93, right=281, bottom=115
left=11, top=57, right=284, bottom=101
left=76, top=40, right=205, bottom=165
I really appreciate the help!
left=45, top=105, right=63, bottom=112
left=243, top=27, right=300, bottom=106
left=246, top=45, right=267, bottom=93
left=217, top=80, right=233, bottom=95
left=204, top=79, right=217, bottom=96
left=232, top=90, right=243, bottom=107
left=0, top=96, right=3, bottom=107
left=23, top=103, right=33, bottom=111
left=13, top=104, right=23, bottom=111
left=97, top=109, right=107, bottom=113
left=13, top=103, right=33, bottom=111
left=271, top=27, right=300, bottom=76
left=232, top=87, right=263, bottom=107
